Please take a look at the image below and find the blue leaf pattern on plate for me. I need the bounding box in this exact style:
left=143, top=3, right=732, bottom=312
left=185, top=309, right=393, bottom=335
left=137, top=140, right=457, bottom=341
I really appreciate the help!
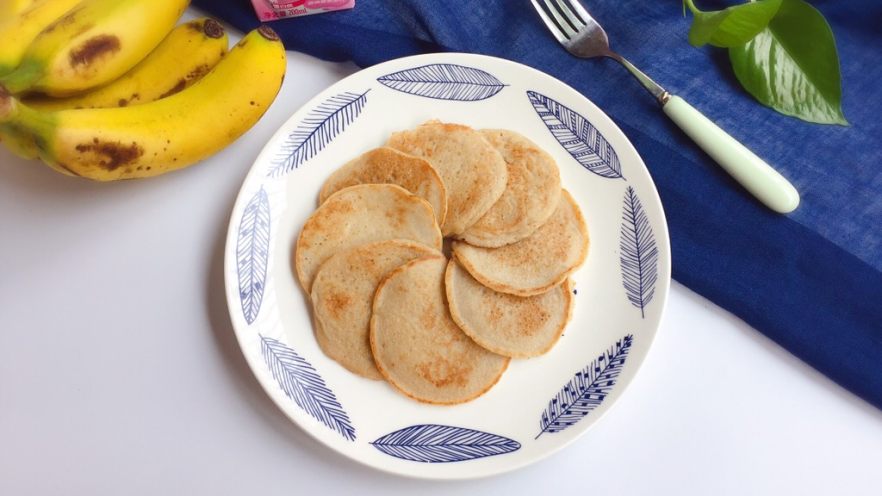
left=377, top=64, right=506, bottom=101
left=260, top=335, right=356, bottom=441
left=267, top=90, right=369, bottom=177
left=236, top=186, right=270, bottom=325
left=537, top=335, right=634, bottom=438
left=620, top=186, right=658, bottom=318
left=371, top=424, right=520, bottom=463
left=527, top=90, right=622, bottom=178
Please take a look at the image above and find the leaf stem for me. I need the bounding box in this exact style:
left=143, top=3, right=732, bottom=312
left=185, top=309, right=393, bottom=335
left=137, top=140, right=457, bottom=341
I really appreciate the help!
left=684, top=0, right=701, bottom=15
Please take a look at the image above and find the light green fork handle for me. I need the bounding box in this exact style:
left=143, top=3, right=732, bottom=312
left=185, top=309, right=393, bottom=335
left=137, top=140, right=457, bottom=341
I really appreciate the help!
left=662, top=95, right=800, bottom=214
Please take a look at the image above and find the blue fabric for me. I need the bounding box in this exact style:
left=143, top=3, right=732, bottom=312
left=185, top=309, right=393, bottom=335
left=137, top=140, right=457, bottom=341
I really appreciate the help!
left=195, top=0, right=882, bottom=407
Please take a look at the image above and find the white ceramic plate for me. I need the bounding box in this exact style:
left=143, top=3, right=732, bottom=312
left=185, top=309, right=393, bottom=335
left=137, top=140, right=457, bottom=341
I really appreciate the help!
left=224, top=53, right=670, bottom=480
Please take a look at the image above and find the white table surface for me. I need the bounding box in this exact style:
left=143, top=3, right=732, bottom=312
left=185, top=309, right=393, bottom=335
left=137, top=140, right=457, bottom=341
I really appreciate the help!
left=2, top=20, right=881, bottom=495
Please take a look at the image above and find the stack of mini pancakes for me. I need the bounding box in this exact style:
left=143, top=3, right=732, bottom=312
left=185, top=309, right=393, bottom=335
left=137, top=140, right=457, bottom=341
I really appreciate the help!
left=295, top=121, right=589, bottom=405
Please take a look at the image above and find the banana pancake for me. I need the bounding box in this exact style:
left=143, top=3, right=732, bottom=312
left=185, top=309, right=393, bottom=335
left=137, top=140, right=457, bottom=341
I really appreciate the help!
left=453, top=189, right=588, bottom=296
left=319, top=147, right=448, bottom=226
left=310, top=240, right=440, bottom=379
left=370, top=255, right=509, bottom=404
left=459, top=129, right=561, bottom=247
left=386, top=121, right=507, bottom=236
left=295, top=184, right=442, bottom=292
left=445, top=259, right=574, bottom=358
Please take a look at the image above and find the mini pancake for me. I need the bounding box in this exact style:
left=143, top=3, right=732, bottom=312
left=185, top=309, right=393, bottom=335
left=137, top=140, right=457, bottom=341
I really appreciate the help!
left=295, top=184, right=442, bottom=292
left=445, top=259, right=574, bottom=358
left=310, top=240, right=440, bottom=380
left=452, top=190, right=588, bottom=297
left=458, top=129, right=561, bottom=247
left=386, top=121, right=507, bottom=236
left=318, top=147, right=448, bottom=226
left=370, top=255, right=510, bottom=404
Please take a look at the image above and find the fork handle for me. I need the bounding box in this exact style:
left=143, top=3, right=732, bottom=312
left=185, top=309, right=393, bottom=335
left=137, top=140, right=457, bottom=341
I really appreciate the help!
left=662, top=95, right=800, bottom=214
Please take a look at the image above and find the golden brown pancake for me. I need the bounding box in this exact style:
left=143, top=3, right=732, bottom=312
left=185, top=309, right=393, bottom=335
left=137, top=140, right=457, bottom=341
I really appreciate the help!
left=310, top=240, right=440, bottom=379
left=452, top=190, right=588, bottom=296
left=370, top=255, right=510, bottom=404
left=459, top=129, right=561, bottom=247
left=295, top=184, right=442, bottom=292
left=445, top=259, right=574, bottom=358
left=386, top=121, right=507, bottom=236
left=318, top=147, right=448, bottom=226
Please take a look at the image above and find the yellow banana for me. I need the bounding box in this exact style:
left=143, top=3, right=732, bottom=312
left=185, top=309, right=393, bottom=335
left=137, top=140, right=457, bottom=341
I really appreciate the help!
left=0, top=0, right=188, bottom=96
left=0, top=0, right=82, bottom=76
left=0, top=0, right=38, bottom=19
left=1, top=16, right=225, bottom=158
left=0, top=27, right=287, bottom=180
left=25, top=18, right=228, bottom=111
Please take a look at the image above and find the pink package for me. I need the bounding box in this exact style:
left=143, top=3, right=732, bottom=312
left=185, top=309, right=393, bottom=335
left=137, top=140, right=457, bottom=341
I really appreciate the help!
left=251, top=0, right=355, bottom=21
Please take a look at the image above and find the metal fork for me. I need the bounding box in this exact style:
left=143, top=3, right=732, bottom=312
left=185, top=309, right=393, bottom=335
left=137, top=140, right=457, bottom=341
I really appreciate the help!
left=532, top=0, right=800, bottom=214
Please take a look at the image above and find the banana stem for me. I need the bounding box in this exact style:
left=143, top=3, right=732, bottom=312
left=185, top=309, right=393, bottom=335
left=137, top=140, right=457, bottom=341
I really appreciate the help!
left=0, top=86, right=15, bottom=123
left=0, top=60, right=41, bottom=95
left=0, top=88, right=53, bottom=141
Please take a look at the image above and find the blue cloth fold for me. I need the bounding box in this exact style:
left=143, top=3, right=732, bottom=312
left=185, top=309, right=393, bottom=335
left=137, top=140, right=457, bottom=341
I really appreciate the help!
left=195, top=0, right=882, bottom=408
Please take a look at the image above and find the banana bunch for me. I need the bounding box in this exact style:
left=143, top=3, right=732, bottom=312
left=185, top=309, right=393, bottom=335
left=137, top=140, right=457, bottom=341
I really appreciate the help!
left=0, top=0, right=287, bottom=180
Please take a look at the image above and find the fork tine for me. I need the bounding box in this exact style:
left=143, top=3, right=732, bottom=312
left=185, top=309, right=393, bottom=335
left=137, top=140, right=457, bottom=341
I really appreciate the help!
left=530, top=0, right=569, bottom=43
left=563, top=0, right=594, bottom=26
left=540, top=0, right=578, bottom=39
left=553, top=0, right=587, bottom=30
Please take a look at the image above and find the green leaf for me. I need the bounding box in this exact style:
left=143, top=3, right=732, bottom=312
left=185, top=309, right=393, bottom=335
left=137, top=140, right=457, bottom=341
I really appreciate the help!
left=686, top=0, right=782, bottom=48
left=729, top=0, right=848, bottom=125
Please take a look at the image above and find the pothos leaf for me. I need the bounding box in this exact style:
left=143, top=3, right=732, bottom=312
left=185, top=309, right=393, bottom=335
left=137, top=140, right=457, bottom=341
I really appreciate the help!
left=685, top=0, right=781, bottom=48
left=728, top=0, right=847, bottom=125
